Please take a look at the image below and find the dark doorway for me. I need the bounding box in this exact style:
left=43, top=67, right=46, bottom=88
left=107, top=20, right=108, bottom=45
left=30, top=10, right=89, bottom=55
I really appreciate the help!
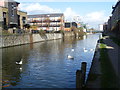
left=3, top=12, right=7, bottom=29
left=18, top=15, right=20, bottom=28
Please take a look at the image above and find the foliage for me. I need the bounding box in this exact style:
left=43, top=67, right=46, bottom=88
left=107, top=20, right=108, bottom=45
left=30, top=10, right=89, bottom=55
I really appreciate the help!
left=89, top=28, right=95, bottom=31
left=78, top=27, right=84, bottom=31
left=59, top=30, right=64, bottom=33
left=77, top=27, right=85, bottom=37
left=78, top=30, right=85, bottom=37
left=39, top=29, right=46, bottom=36
left=71, top=26, right=85, bottom=37
left=30, top=25, right=38, bottom=30
left=1, top=30, right=11, bottom=35
left=71, top=26, right=77, bottom=31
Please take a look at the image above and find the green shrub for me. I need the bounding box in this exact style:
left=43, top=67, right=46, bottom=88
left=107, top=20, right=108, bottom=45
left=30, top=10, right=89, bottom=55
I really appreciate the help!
left=39, top=29, right=46, bottom=36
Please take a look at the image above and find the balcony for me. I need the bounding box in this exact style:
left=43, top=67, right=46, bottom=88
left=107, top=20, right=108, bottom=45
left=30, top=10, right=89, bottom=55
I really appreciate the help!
left=38, top=24, right=61, bottom=27
left=50, top=19, right=62, bottom=22
left=29, top=20, right=42, bottom=23
left=29, top=18, right=62, bottom=23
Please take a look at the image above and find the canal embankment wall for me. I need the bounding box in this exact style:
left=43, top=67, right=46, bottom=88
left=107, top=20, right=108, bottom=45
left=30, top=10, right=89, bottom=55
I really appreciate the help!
left=63, top=32, right=74, bottom=37
left=0, top=33, right=62, bottom=48
left=85, top=40, right=101, bottom=88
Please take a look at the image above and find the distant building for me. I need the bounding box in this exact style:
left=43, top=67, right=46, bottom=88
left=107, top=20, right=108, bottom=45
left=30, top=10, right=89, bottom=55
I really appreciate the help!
left=99, top=24, right=103, bottom=31
left=28, top=13, right=64, bottom=32
left=64, top=22, right=77, bottom=31
left=103, top=22, right=108, bottom=32
left=0, top=0, right=27, bottom=30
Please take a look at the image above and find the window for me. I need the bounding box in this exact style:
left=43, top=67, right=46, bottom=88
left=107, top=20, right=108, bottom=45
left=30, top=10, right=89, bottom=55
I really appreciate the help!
left=11, top=3, right=14, bottom=16
left=65, top=23, right=71, bottom=28
left=22, top=17, right=26, bottom=24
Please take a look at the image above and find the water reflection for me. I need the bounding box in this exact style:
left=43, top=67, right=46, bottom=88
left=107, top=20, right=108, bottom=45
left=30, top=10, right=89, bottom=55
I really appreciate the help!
left=2, top=33, right=101, bottom=88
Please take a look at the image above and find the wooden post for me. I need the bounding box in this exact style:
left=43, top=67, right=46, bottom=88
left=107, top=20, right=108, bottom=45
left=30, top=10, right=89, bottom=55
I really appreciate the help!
left=81, top=62, right=87, bottom=86
left=76, top=70, right=82, bottom=89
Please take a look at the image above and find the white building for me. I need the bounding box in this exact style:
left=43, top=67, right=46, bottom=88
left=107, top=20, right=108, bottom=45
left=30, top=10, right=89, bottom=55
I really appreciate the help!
left=99, top=24, right=103, bottom=31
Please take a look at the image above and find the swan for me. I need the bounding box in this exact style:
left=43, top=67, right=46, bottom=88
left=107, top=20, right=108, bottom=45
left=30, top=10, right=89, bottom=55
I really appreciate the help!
left=71, top=49, right=74, bottom=52
left=90, top=49, right=94, bottom=51
left=67, top=55, right=74, bottom=59
left=16, top=59, right=23, bottom=65
left=19, top=67, right=22, bottom=72
left=83, top=48, right=88, bottom=52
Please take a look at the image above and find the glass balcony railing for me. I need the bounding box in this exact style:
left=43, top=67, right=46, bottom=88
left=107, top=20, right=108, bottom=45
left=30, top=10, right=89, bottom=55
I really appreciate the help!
left=37, top=24, right=62, bottom=27
left=29, top=19, right=62, bottom=23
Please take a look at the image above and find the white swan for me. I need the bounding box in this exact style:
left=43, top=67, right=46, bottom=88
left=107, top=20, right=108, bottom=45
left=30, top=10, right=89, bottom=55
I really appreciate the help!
left=90, top=49, right=94, bottom=51
left=19, top=67, right=22, bottom=71
left=71, top=49, right=74, bottom=52
left=67, top=55, right=74, bottom=59
left=83, top=48, right=88, bottom=52
left=16, top=59, right=23, bottom=65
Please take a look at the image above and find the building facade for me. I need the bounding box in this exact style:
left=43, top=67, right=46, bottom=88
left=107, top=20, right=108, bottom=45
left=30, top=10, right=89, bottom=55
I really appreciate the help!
left=28, top=13, right=64, bottom=32
left=104, top=0, right=120, bottom=36
left=111, top=1, right=120, bottom=31
left=0, top=0, right=27, bottom=30
left=64, top=22, right=78, bottom=31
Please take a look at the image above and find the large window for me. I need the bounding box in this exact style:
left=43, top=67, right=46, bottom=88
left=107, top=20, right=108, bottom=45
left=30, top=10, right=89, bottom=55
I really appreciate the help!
left=65, top=23, right=71, bottom=28
left=22, top=17, right=26, bottom=24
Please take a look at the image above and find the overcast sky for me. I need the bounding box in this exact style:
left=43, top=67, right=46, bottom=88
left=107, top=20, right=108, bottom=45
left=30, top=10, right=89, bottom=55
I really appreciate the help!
left=16, top=0, right=118, bottom=29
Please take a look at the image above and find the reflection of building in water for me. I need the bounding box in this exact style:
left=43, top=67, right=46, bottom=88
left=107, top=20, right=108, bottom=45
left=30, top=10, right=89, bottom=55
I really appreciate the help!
left=83, top=35, right=87, bottom=40
left=62, top=36, right=80, bottom=49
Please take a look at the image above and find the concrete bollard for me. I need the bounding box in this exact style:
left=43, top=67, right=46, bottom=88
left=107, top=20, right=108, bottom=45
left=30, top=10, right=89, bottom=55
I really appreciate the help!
left=76, top=70, right=82, bottom=89
left=81, top=62, right=87, bottom=86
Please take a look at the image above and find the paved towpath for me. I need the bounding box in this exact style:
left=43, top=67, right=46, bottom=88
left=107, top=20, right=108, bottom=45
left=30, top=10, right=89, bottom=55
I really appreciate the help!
left=103, top=36, right=120, bottom=78
left=86, top=35, right=120, bottom=88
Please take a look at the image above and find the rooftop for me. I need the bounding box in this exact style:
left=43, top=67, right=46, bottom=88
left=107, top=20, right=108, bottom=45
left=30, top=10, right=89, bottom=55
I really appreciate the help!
left=28, top=13, right=64, bottom=18
left=112, top=0, right=120, bottom=14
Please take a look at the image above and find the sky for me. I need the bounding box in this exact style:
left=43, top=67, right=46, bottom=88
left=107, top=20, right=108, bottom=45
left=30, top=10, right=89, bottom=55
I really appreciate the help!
left=16, top=0, right=118, bottom=29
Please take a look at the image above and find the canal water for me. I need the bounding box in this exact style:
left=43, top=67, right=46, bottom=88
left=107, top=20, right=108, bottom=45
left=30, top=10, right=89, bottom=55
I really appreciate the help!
left=2, top=33, right=101, bottom=88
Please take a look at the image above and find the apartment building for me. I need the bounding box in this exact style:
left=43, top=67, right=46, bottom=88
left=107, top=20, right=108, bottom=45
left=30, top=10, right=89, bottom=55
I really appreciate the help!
left=0, top=0, right=27, bottom=30
left=28, top=13, right=64, bottom=32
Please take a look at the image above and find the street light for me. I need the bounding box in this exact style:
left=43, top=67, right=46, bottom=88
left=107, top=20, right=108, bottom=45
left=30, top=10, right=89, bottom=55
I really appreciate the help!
left=47, top=15, right=50, bottom=31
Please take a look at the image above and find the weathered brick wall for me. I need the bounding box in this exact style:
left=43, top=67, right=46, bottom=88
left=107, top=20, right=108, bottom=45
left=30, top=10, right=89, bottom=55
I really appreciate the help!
left=1, top=34, right=30, bottom=48
left=63, top=32, right=74, bottom=37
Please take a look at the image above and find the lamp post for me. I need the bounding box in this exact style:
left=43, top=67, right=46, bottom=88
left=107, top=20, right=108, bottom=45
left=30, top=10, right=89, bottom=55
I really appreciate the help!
left=47, top=15, right=50, bottom=32
left=41, top=16, right=43, bottom=30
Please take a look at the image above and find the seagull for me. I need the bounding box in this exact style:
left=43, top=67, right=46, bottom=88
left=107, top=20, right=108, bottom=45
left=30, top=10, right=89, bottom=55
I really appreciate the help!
left=16, top=59, right=23, bottom=65
left=83, top=48, right=88, bottom=52
left=67, top=55, right=74, bottom=59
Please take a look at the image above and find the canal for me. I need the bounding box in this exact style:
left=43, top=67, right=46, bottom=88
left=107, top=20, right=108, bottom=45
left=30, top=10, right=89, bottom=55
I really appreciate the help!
left=2, top=33, right=101, bottom=88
